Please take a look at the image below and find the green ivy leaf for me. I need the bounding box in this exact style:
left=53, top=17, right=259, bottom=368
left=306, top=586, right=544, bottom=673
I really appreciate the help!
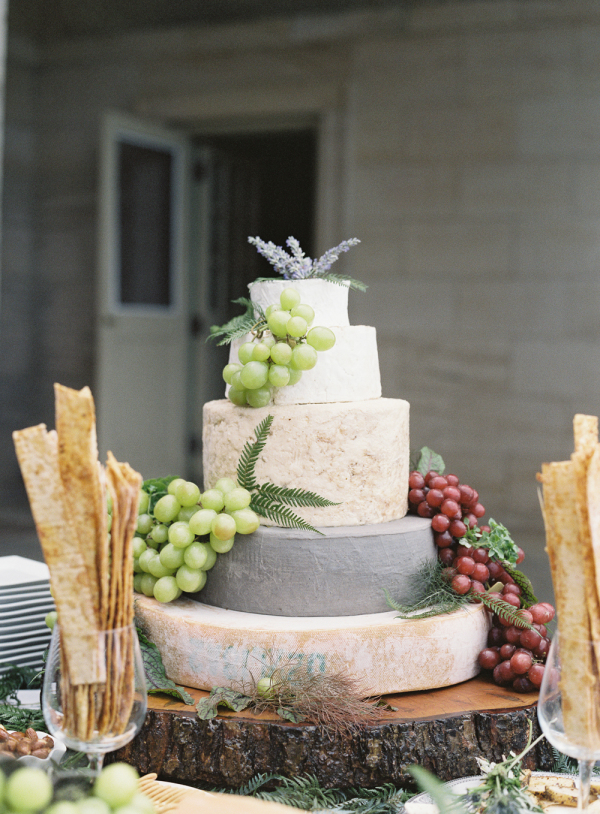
left=415, top=446, right=445, bottom=476
left=136, top=628, right=194, bottom=705
left=196, top=688, right=253, bottom=720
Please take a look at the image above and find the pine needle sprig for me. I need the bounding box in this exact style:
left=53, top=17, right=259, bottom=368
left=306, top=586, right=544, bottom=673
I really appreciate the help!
left=249, top=494, right=323, bottom=535
left=253, top=483, right=340, bottom=508
left=386, top=560, right=472, bottom=620
left=236, top=415, right=274, bottom=490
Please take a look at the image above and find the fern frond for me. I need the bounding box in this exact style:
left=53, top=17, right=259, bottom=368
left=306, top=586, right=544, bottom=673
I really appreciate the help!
left=305, top=271, right=368, bottom=292
left=236, top=415, right=274, bottom=490
left=249, top=494, right=323, bottom=535
left=207, top=298, right=267, bottom=346
left=254, top=482, right=340, bottom=508
left=223, top=773, right=280, bottom=796
left=501, top=564, right=538, bottom=607
left=478, top=594, right=536, bottom=630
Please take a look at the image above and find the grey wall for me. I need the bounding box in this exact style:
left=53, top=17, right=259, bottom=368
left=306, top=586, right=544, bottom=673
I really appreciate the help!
left=2, top=1, right=600, bottom=602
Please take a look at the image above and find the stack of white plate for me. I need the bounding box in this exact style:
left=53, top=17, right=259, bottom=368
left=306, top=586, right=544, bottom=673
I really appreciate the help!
left=0, top=555, right=54, bottom=675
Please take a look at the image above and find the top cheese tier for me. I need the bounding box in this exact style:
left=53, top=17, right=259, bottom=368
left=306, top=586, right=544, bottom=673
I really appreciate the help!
left=227, top=279, right=382, bottom=406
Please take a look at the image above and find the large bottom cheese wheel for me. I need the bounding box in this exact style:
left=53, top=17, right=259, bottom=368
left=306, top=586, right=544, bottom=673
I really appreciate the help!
left=194, top=515, right=435, bottom=617
left=135, top=596, right=490, bottom=695
left=202, top=398, right=410, bottom=527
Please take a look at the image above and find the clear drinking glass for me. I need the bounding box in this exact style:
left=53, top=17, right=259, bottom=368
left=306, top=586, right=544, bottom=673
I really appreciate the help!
left=42, top=623, right=147, bottom=775
left=537, top=632, right=600, bottom=811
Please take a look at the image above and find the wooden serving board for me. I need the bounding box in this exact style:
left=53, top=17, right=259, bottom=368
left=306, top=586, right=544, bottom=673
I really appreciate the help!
left=112, top=676, right=554, bottom=791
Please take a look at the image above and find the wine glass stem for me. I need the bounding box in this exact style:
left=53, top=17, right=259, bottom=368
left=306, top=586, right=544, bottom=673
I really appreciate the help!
left=87, top=752, right=105, bottom=777
left=578, top=759, right=595, bottom=812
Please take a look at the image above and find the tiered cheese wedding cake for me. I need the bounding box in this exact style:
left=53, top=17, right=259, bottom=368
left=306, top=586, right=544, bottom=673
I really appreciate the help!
left=135, top=275, right=489, bottom=694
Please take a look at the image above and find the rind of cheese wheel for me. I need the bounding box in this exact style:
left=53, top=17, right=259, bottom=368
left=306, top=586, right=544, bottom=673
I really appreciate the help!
left=248, top=278, right=350, bottom=327
left=227, top=325, right=381, bottom=405
left=134, top=596, right=489, bottom=695
left=202, top=398, right=409, bottom=526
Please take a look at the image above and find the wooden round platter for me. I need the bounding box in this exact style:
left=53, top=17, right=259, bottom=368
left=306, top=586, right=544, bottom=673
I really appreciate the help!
left=112, top=675, right=554, bottom=791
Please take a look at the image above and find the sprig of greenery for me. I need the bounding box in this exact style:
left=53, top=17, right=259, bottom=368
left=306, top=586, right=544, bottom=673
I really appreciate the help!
left=386, top=560, right=471, bottom=620
left=142, top=475, right=178, bottom=512
left=478, top=593, right=537, bottom=630
left=464, top=519, right=519, bottom=566
left=237, top=415, right=274, bottom=490
left=249, top=494, right=323, bottom=535
left=207, top=298, right=267, bottom=346
left=411, top=446, right=446, bottom=476
left=502, top=563, right=538, bottom=607
left=253, top=483, right=339, bottom=509
left=304, top=272, right=368, bottom=292
left=136, top=627, right=194, bottom=704
left=0, top=704, right=46, bottom=732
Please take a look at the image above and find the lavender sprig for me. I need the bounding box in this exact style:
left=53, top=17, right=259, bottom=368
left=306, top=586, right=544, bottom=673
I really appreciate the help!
left=248, top=235, right=365, bottom=290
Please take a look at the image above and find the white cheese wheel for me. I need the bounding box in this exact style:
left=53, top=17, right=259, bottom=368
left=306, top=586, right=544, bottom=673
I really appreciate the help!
left=135, top=596, right=490, bottom=695
left=202, top=398, right=409, bottom=526
left=249, top=278, right=350, bottom=327
left=227, top=326, right=381, bottom=405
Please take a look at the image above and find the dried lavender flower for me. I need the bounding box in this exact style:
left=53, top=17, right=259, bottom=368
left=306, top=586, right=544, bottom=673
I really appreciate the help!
left=248, top=235, right=363, bottom=287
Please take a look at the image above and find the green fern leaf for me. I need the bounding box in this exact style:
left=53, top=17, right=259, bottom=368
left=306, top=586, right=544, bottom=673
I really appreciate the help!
left=249, top=494, right=324, bottom=535
left=207, top=298, right=267, bottom=346
left=237, top=415, right=274, bottom=490
left=501, top=564, right=538, bottom=607
left=305, top=271, right=368, bottom=292
left=254, top=482, right=340, bottom=508
left=478, top=593, right=536, bottom=630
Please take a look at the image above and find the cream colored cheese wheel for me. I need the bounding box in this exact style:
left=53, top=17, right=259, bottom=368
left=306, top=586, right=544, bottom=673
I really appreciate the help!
left=248, top=278, right=350, bottom=327
left=202, top=398, right=410, bottom=526
left=135, top=596, right=490, bottom=695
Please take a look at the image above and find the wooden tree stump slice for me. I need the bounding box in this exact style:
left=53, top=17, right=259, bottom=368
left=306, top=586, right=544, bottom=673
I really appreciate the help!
left=112, top=676, right=554, bottom=790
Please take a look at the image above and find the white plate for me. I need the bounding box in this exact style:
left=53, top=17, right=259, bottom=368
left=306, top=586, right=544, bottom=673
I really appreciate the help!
left=6, top=689, right=41, bottom=708
left=11, top=731, right=67, bottom=767
left=0, top=643, right=50, bottom=660
left=0, top=587, right=51, bottom=601
left=0, top=597, right=54, bottom=611
left=0, top=630, right=51, bottom=645
left=0, top=618, right=52, bottom=632
left=0, top=557, right=49, bottom=587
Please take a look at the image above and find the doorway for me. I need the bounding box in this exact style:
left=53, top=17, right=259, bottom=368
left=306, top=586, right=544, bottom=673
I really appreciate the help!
left=187, top=127, right=318, bottom=482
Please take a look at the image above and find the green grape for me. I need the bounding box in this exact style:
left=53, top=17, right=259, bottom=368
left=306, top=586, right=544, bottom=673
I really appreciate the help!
left=138, top=548, right=158, bottom=573
left=132, top=537, right=147, bottom=558
left=148, top=558, right=176, bottom=579
left=175, top=565, right=207, bottom=593
left=228, top=387, right=247, bottom=406
left=154, top=495, right=181, bottom=524
left=211, top=513, right=237, bottom=540
left=279, top=287, right=301, bottom=310
left=230, top=508, right=261, bottom=534
left=94, top=764, right=139, bottom=809
left=175, top=480, right=201, bottom=507
left=224, top=487, right=252, bottom=512
left=133, top=574, right=145, bottom=593
left=251, top=343, right=271, bottom=362
left=265, top=303, right=281, bottom=317
left=287, top=367, right=302, bottom=386
left=267, top=309, right=291, bottom=337
left=189, top=507, right=218, bottom=535
left=246, top=386, right=271, bottom=408
left=145, top=536, right=160, bottom=550
left=238, top=342, right=255, bottom=364
left=215, top=477, right=238, bottom=494
left=290, top=303, right=315, bottom=325
left=307, top=326, right=336, bottom=351
left=140, top=574, right=158, bottom=597
left=286, top=315, right=308, bottom=337
left=153, top=576, right=179, bottom=603
left=201, top=545, right=218, bottom=570
left=240, top=361, right=269, bottom=390
left=222, top=362, right=242, bottom=384
left=177, top=505, right=201, bottom=522
left=78, top=799, right=112, bottom=814
left=107, top=513, right=113, bottom=533
left=159, top=543, right=186, bottom=570
left=138, top=489, right=150, bottom=515
left=136, top=513, right=153, bottom=535
left=201, top=489, right=225, bottom=512
left=45, top=610, right=58, bottom=630
left=46, top=802, right=79, bottom=814
left=148, top=524, right=168, bottom=544
left=5, top=766, right=53, bottom=813
left=270, top=342, right=293, bottom=365
left=230, top=370, right=244, bottom=389
left=167, top=478, right=186, bottom=496
left=261, top=335, right=276, bottom=348
left=133, top=557, right=142, bottom=573
left=209, top=533, right=235, bottom=553
left=268, top=364, right=290, bottom=387
left=291, top=343, right=318, bottom=370
left=128, top=793, right=156, bottom=814
left=167, top=521, right=194, bottom=549
left=183, top=541, right=210, bottom=569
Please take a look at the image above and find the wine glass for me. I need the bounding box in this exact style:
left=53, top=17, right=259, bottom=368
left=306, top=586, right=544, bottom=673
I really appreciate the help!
left=538, top=631, right=600, bottom=811
left=42, top=623, right=147, bottom=775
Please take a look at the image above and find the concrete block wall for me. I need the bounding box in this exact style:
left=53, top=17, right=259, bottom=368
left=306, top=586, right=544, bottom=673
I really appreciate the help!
left=2, top=2, right=600, bottom=597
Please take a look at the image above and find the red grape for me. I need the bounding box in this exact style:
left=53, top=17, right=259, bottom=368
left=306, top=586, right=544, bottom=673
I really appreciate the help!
left=451, top=574, right=472, bottom=595
left=463, top=513, right=478, bottom=529
left=513, top=676, right=535, bottom=693
left=446, top=474, right=460, bottom=486
left=470, top=580, right=486, bottom=595
left=456, top=556, right=476, bottom=576
left=417, top=501, right=435, bottom=518
left=478, top=648, right=501, bottom=670
left=409, top=472, right=425, bottom=490
left=510, top=650, right=533, bottom=675
left=459, top=484, right=474, bottom=505
left=435, top=530, right=454, bottom=548
left=449, top=519, right=467, bottom=538
left=443, top=485, right=462, bottom=503
left=504, top=626, right=523, bottom=644
left=456, top=544, right=473, bottom=558
left=516, top=547, right=525, bottom=565
left=438, top=548, right=455, bottom=566
left=527, top=664, right=545, bottom=687
left=487, top=561, right=504, bottom=580
left=519, top=628, right=542, bottom=650
left=472, top=547, right=490, bottom=563
left=488, top=627, right=504, bottom=647
left=424, top=471, right=438, bottom=485
left=502, top=583, right=521, bottom=596
left=502, top=593, right=521, bottom=609
left=409, top=489, right=426, bottom=505
left=429, top=476, right=448, bottom=490
left=533, top=638, right=551, bottom=659
left=497, top=660, right=516, bottom=683
left=479, top=524, right=491, bottom=533
left=500, top=643, right=516, bottom=660
left=426, top=488, right=444, bottom=508
left=473, top=503, right=486, bottom=518
left=441, top=499, right=460, bottom=518
left=432, top=513, right=450, bottom=533
left=472, top=563, right=490, bottom=583
left=539, top=602, right=555, bottom=621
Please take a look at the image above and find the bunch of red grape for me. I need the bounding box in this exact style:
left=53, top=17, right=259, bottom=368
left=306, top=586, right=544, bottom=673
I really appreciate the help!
left=408, top=467, right=555, bottom=692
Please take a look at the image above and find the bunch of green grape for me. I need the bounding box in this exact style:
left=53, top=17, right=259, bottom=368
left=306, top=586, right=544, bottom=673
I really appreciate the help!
left=224, top=286, right=336, bottom=408
left=133, top=477, right=260, bottom=604
left=0, top=761, right=154, bottom=814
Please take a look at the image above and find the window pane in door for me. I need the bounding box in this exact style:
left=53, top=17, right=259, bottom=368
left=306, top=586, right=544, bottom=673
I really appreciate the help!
left=118, top=141, right=172, bottom=306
